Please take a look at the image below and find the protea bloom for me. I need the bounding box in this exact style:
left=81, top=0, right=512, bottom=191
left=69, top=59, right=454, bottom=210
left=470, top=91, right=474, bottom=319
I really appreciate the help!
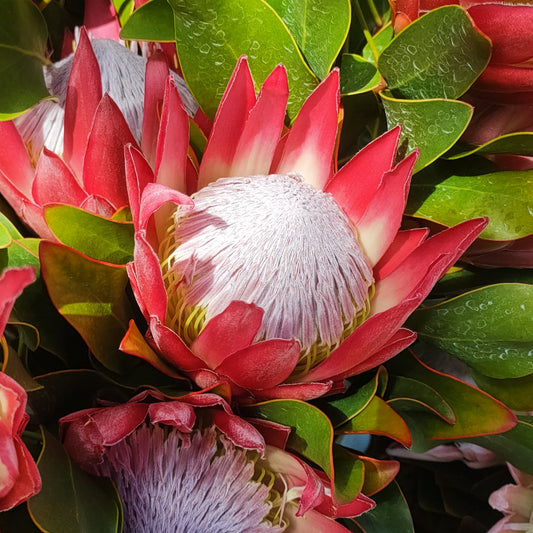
left=0, top=29, right=196, bottom=239
left=0, top=266, right=41, bottom=511
left=60, top=392, right=371, bottom=531
left=123, top=56, right=486, bottom=402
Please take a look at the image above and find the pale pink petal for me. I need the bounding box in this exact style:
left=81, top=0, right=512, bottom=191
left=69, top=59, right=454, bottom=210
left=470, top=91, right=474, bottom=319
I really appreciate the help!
left=324, top=126, right=402, bottom=223
left=284, top=504, right=354, bottom=532
left=273, top=70, right=339, bottom=190
left=0, top=121, right=34, bottom=198
left=154, top=77, right=189, bottom=193
left=197, top=57, right=256, bottom=188
left=374, top=228, right=429, bottom=282
left=215, top=339, right=300, bottom=390
left=63, top=28, right=102, bottom=177
left=32, top=147, right=87, bottom=207
left=141, top=52, right=170, bottom=168
left=371, top=218, right=488, bottom=314
left=190, top=301, right=263, bottom=368
left=83, top=94, right=137, bottom=209
left=356, top=151, right=418, bottom=265
left=229, top=65, right=289, bottom=176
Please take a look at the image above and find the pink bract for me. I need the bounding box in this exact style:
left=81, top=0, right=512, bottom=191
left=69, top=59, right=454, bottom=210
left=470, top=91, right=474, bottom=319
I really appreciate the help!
left=122, top=56, right=486, bottom=402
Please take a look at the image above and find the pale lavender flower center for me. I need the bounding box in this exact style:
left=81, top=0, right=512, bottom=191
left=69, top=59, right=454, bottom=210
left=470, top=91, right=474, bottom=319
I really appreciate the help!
left=162, top=173, right=373, bottom=371
left=95, top=425, right=286, bottom=533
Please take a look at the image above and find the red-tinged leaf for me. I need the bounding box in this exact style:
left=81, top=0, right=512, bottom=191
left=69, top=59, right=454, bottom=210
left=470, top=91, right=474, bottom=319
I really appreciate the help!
left=324, top=127, right=401, bottom=224
left=387, top=351, right=517, bottom=444
left=274, top=70, right=339, bottom=190
left=472, top=371, right=533, bottom=412
left=197, top=56, right=256, bottom=188
left=39, top=241, right=134, bottom=374
left=28, top=429, right=122, bottom=533
left=357, top=455, right=400, bottom=497
left=63, top=28, right=102, bottom=177
left=191, top=301, right=263, bottom=369
left=319, top=367, right=387, bottom=428
left=331, top=445, right=365, bottom=505
left=83, top=94, right=137, bottom=210
left=337, top=396, right=412, bottom=448
left=387, top=375, right=455, bottom=424
left=120, top=320, right=185, bottom=380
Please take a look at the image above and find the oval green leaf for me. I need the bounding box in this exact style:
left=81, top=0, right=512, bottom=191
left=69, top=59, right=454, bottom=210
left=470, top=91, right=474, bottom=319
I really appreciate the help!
left=44, top=204, right=135, bottom=265
left=473, top=370, right=533, bottom=412
left=40, top=241, right=135, bottom=374
left=448, top=132, right=533, bottom=160
left=119, top=0, right=175, bottom=42
left=381, top=91, right=473, bottom=172
left=29, top=429, right=122, bottom=533
left=167, top=0, right=318, bottom=120
left=410, top=284, right=533, bottom=379
left=378, top=5, right=491, bottom=100
left=265, top=0, right=351, bottom=79
left=0, top=0, right=50, bottom=119
left=407, top=169, right=533, bottom=240
left=340, top=54, right=380, bottom=95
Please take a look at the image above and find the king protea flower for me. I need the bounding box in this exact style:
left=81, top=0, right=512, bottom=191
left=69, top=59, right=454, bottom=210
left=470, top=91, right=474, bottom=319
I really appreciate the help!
left=122, top=56, right=487, bottom=402
left=0, top=28, right=197, bottom=240
left=60, top=392, right=372, bottom=532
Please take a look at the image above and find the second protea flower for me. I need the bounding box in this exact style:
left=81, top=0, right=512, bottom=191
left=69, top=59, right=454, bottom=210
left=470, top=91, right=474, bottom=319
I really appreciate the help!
left=123, top=57, right=487, bottom=401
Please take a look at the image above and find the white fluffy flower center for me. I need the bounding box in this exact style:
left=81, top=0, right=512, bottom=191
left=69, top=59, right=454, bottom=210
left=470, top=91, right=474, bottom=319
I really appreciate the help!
left=162, top=174, right=373, bottom=369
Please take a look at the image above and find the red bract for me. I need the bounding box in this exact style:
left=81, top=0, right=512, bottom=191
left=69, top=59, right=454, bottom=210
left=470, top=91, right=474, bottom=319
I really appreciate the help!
left=122, top=57, right=487, bottom=402
left=0, top=28, right=137, bottom=239
left=392, top=0, right=533, bottom=144
left=59, top=391, right=371, bottom=531
left=0, top=266, right=41, bottom=511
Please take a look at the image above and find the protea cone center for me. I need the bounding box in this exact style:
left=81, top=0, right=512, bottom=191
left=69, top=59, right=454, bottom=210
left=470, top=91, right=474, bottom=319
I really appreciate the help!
left=96, top=425, right=287, bottom=532
left=161, top=173, right=373, bottom=374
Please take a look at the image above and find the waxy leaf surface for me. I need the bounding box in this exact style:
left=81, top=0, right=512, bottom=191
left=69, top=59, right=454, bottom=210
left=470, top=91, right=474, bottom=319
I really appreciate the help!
left=120, top=0, right=175, bottom=41
left=266, top=0, right=351, bottom=79
left=340, top=54, right=380, bottom=95
left=167, top=0, right=318, bottom=120
left=410, top=284, right=533, bottom=379
left=0, top=0, right=49, bottom=119
left=379, top=6, right=490, bottom=100
left=407, top=170, right=533, bottom=240
left=381, top=92, right=472, bottom=172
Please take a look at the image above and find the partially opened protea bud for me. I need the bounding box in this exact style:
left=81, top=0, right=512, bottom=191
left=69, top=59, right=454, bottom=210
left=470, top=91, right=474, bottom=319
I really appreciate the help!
left=60, top=392, right=371, bottom=532
left=123, top=57, right=488, bottom=402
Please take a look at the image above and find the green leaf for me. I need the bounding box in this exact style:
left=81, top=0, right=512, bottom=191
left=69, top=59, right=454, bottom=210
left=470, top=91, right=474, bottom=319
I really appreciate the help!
left=348, top=481, right=414, bottom=533
left=0, top=221, right=12, bottom=248
left=410, top=284, right=533, bottom=379
left=112, top=0, right=135, bottom=27
left=0, top=0, right=50, bottom=119
left=319, top=367, right=385, bottom=427
left=39, top=241, right=135, bottom=374
left=407, top=169, right=533, bottom=240
left=387, top=375, right=455, bottom=424
left=381, top=91, right=472, bottom=172
left=361, top=23, right=394, bottom=65
left=120, top=0, right=175, bottom=42
left=337, top=396, right=412, bottom=447
left=468, top=416, right=533, bottom=475
left=472, top=371, right=533, bottom=412
left=0, top=238, right=87, bottom=364
left=167, top=0, right=318, bottom=120
left=28, top=429, right=122, bottom=533
left=340, top=54, right=380, bottom=95
left=265, top=0, right=351, bottom=79
left=0, top=211, right=22, bottom=239
left=378, top=6, right=490, bottom=100
left=387, top=352, right=516, bottom=447
left=44, top=205, right=135, bottom=265
left=332, top=445, right=365, bottom=503
left=448, top=132, right=533, bottom=160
